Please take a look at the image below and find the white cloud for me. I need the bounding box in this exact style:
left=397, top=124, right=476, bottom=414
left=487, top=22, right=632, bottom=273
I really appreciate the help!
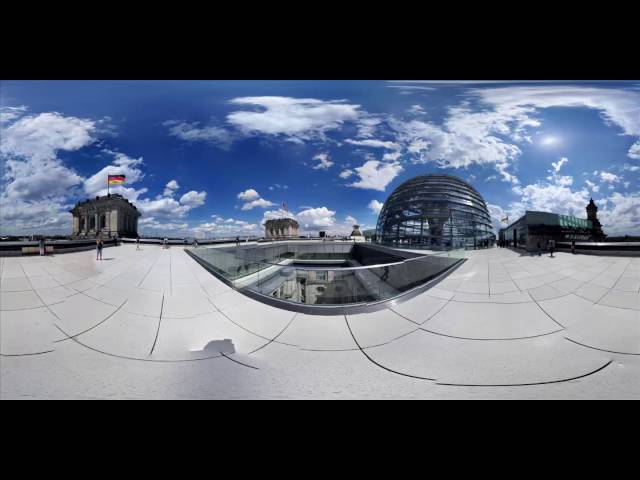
left=0, top=111, right=98, bottom=234
left=312, top=153, right=334, bottom=170
left=179, top=190, right=207, bottom=208
left=348, top=160, right=404, bottom=191
left=622, top=163, right=640, bottom=172
left=473, top=85, right=640, bottom=137
left=0, top=106, right=28, bottom=124
left=382, top=151, right=402, bottom=162
left=628, top=141, right=640, bottom=159
left=599, top=192, right=640, bottom=235
left=84, top=151, right=146, bottom=199
left=1, top=112, right=96, bottom=161
left=236, top=189, right=275, bottom=210
left=237, top=188, right=260, bottom=201
left=339, top=169, right=354, bottom=179
left=296, top=206, right=336, bottom=228
left=389, top=109, right=525, bottom=185
left=485, top=175, right=498, bottom=181
left=227, top=96, right=361, bottom=143
left=551, top=157, right=568, bottom=172
left=407, top=105, right=426, bottom=115
left=585, top=180, right=600, bottom=193
left=164, top=120, right=231, bottom=148
left=368, top=199, right=384, bottom=214
left=163, top=179, right=179, bottom=197
left=345, top=139, right=400, bottom=149
left=241, top=198, right=276, bottom=211
left=600, top=171, right=620, bottom=183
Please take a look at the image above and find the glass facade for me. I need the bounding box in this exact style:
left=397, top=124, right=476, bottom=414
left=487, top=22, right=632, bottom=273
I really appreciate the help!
left=375, top=174, right=494, bottom=249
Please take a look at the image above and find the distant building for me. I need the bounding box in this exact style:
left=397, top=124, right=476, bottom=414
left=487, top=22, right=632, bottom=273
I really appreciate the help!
left=265, top=218, right=299, bottom=239
left=69, top=194, right=140, bottom=238
left=498, top=199, right=606, bottom=250
left=586, top=198, right=606, bottom=241
left=350, top=225, right=363, bottom=237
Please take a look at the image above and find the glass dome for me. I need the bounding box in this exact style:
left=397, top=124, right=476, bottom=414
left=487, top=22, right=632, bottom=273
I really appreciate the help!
left=375, top=174, right=495, bottom=249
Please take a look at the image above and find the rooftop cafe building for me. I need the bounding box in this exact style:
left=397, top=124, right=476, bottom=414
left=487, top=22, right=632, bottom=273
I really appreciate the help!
left=499, top=200, right=606, bottom=251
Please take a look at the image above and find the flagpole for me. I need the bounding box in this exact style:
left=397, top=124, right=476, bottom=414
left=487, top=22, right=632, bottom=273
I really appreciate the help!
left=107, top=171, right=109, bottom=196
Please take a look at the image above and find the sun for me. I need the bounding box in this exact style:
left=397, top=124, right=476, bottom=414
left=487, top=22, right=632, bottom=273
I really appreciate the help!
left=540, top=135, right=559, bottom=147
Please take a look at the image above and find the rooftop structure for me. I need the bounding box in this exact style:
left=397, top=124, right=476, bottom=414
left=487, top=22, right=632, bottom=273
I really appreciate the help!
left=499, top=200, right=607, bottom=250
left=376, top=174, right=494, bottom=249
left=264, top=218, right=299, bottom=239
left=69, top=193, right=140, bottom=238
left=1, top=244, right=638, bottom=399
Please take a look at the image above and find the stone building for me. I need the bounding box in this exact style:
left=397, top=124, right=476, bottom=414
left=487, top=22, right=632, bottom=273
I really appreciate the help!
left=586, top=198, right=606, bottom=241
left=69, top=194, right=141, bottom=237
left=265, top=218, right=299, bottom=239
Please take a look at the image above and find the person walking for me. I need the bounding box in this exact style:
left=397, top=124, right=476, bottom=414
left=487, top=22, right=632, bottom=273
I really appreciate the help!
left=236, top=236, right=240, bottom=247
left=571, top=240, right=576, bottom=255
left=537, top=240, right=541, bottom=257
left=548, top=239, right=555, bottom=258
left=136, top=235, right=141, bottom=250
left=96, top=238, right=103, bottom=260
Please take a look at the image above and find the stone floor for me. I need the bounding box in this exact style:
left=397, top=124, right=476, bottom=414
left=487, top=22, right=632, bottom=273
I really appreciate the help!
left=1, top=244, right=638, bottom=399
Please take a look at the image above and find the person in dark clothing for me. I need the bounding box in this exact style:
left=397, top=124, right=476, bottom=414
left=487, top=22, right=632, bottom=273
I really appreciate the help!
left=571, top=240, right=576, bottom=254
left=236, top=236, right=240, bottom=246
left=537, top=241, right=541, bottom=256
left=548, top=240, right=555, bottom=258
left=96, top=238, right=103, bottom=260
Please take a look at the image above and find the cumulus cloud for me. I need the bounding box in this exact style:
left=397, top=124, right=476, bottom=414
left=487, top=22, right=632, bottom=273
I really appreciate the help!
left=628, top=141, right=640, bottom=159
left=0, top=106, right=28, bottom=124
left=163, top=179, right=179, bottom=197
left=551, top=157, right=568, bottom=173
left=599, top=192, right=640, bottom=235
left=227, top=96, right=361, bottom=143
left=339, top=169, right=354, bottom=179
left=84, top=151, right=146, bottom=199
left=164, top=120, right=232, bottom=148
left=0, top=111, right=98, bottom=234
left=407, top=105, right=426, bottom=115
left=600, top=171, right=620, bottom=183
left=179, top=190, right=207, bottom=207
left=312, top=153, right=334, bottom=170
left=237, top=188, right=260, bottom=201
left=241, top=198, right=276, bottom=210
left=348, top=160, right=404, bottom=191
left=368, top=199, right=384, bottom=214
left=585, top=180, right=600, bottom=193
left=388, top=109, right=525, bottom=185
left=296, top=206, right=336, bottom=228
left=237, top=188, right=275, bottom=210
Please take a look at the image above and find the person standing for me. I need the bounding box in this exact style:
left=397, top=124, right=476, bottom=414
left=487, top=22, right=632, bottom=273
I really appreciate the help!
left=136, top=235, right=141, bottom=250
left=96, top=238, right=103, bottom=260
left=537, top=240, right=541, bottom=257
left=548, top=239, right=555, bottom=258
left=571, top=240, right=576, bottom=254
left=39, top=237, right=45, bottom=256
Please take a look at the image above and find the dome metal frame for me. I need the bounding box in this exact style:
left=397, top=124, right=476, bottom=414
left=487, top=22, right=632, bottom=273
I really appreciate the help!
left=375, top=174, right=495, bottom=249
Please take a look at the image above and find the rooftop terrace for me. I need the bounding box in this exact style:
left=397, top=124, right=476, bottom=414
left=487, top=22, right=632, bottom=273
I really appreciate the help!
left=1, top=244, right=638, bottom=399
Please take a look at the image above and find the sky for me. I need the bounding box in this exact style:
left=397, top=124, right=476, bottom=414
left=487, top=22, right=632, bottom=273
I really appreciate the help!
left=1, top=80, right=639, bottom=238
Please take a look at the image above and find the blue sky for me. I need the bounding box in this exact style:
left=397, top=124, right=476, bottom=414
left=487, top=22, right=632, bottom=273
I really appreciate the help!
left=1, top=80, right=639, bottom=237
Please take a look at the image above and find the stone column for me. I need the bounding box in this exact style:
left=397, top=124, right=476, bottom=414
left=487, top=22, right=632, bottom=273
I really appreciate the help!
left=94, top=213, right=99, bottom=234
left=85, top=213, right=90, bottom=235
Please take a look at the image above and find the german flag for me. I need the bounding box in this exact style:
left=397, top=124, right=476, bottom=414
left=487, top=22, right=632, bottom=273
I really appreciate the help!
left=108, top=174, right=126, bottom=185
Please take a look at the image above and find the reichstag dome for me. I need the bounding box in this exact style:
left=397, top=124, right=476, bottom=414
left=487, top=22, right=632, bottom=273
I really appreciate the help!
left=375, top=174, right=495, bottom=249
